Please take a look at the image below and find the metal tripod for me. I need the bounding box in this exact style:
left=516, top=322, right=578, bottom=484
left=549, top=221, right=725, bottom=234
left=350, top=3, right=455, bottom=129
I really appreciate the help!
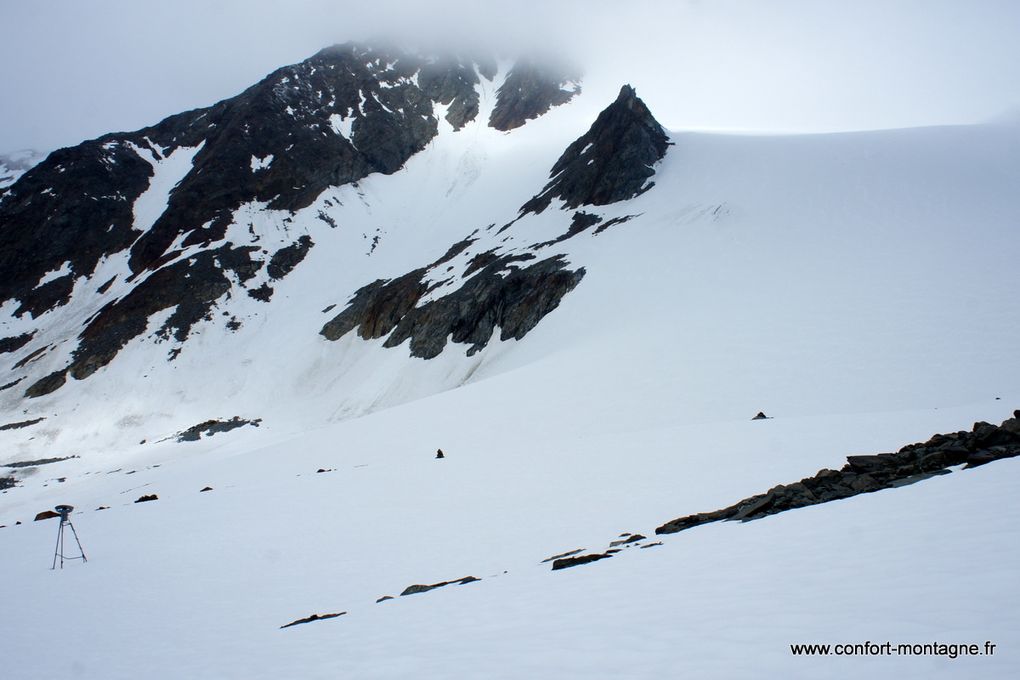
left=52, top=506, right=87, bottom=569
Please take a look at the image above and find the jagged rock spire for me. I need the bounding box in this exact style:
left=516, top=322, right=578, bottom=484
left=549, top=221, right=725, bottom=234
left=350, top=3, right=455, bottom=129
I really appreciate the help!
left=521, top=85, right=671, bottom=214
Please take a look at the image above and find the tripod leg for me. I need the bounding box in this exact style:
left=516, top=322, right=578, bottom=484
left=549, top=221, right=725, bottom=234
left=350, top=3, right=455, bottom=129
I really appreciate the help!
left=67, top=520, right=87, bottom=562
left=52, top=520, right=62, bottom=570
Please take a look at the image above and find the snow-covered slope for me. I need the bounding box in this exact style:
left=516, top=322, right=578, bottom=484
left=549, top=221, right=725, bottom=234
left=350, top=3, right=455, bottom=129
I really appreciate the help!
left=1, top=44, right=1019, bottom=679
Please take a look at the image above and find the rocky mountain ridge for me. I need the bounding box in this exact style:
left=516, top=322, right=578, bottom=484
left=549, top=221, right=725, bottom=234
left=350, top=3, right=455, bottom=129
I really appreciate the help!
left=0, top=42, right=667, bottom=411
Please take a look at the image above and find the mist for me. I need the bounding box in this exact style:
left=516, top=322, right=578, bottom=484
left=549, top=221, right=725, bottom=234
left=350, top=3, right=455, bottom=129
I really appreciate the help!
left=1, top=0, right=1019, bottom=153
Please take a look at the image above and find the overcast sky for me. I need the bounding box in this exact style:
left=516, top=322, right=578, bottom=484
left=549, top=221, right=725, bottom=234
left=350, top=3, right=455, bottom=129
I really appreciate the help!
left=1, top=0, right=1019, bottom=152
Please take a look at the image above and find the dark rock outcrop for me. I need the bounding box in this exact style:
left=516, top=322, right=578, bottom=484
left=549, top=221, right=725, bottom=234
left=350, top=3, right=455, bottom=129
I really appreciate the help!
left=399, top=576, right=480, bottom=596
left=551, top=552, right=612, bottom=570
left=321, top=268, right=427, bottom=343
left=134, top=494, right=158, bottom=503
left=656, top=413, right=1020, bottom=535
left=322, top=253, right=584, bottom=359
left=13, top=346, right=49, bottom=369
left=489, top=60, right=580, bottom=131
left=0, top=377, right=25, bottom=391
left=267, top=235, right=314, bottom=280
left=536, top=211, right=603, bottom=248
left=520, top=85, right=670, bottom=215
left=34, top=510, right=60, bottom=521
left=593, top=214, right=637, bottom=235
left=3, top=455, right=75, bottom=468
left=24, top=369, right=67, bottom=398
left=419, top=57, right=490, bottom=130
left=68, top=244, right=262, bottom=382
left=175, top=417, right=261, bottom=442
left=0, top=417, right=45, bottom=431
left=541, top=548, right=586, bottom=564
left=280, top=611, right=346, bottom=629
left=14, top=274, right=76, bottom=318
left=609, top=533, right=646, bottom=546
left=1, top=476, right=15, bottom=490
left=0, top=332, right=34, bottom=354
left=0, top=140, right=160, bottom=312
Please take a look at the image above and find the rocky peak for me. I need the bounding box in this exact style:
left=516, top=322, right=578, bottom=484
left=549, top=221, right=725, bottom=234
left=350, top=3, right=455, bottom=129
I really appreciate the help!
left=520, top=85, right=670, bottom=214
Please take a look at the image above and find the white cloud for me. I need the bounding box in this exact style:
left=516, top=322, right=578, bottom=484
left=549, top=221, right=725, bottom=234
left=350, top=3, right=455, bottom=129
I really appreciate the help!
left=0, top=0, right=1018, bottom=152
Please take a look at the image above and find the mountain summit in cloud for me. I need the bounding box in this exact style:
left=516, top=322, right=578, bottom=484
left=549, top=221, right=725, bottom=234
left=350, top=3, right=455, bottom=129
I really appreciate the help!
left=0, top=43, right=608, bottom=400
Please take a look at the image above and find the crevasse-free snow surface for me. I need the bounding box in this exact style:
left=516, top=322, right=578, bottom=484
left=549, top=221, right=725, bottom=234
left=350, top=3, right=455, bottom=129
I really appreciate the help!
left=1, top=45, right=1019, bottom=679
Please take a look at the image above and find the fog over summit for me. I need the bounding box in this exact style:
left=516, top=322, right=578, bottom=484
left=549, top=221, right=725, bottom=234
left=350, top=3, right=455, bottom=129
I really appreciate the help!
left=2, top=0, right=1020, bottom=153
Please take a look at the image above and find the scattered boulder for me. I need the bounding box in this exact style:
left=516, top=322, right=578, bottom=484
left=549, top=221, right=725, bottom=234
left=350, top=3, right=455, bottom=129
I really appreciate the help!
left=135, top=494, right=158, bottom=503
left=34, top=510, right=59, bottom=521
left=752, top=412, right=769, bottom=420
left=95, top=506, right=109, bottom=511
left=376, top=595, right=394, bottom=603
left=435, top=449, right=445, bottom=459
left=280, top=611, right=346, bottom=629
left=199, top=486, right=213, bottom=492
